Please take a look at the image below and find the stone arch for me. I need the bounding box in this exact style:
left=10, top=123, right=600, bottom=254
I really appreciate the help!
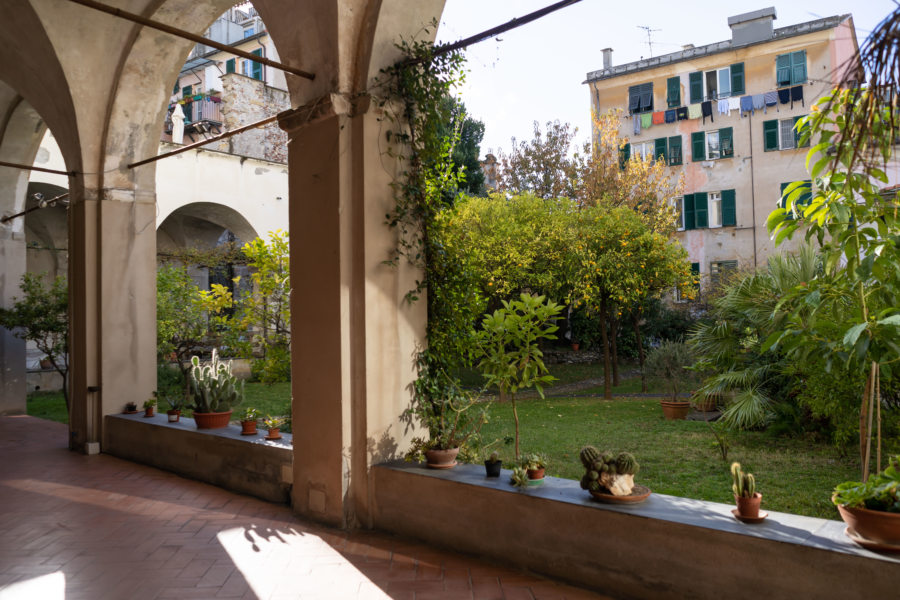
left=157, top=201, right=259, bottom=253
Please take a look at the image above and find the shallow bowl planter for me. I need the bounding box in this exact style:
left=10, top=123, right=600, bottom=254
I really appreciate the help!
left=660, top=400, right=690, bottom=420
left=166, top=409, right=181, bottom=423
left=837, top=503, right=900, bottom=546
left=484, top=460, right=502, bottom=478
left=735, top=492, right=762, bottom=519
left=591, top=484, right=651, bottom=504
left=193, top=410, right=233, bottom=430
left=425, top=447, right=459, bottom=469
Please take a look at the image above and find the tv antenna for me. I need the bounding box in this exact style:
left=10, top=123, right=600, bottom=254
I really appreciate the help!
left=637, top=25, right=661, bottom=57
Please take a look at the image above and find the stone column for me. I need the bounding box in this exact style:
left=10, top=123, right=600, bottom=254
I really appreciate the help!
left=281, top=94, right=425, bottom=527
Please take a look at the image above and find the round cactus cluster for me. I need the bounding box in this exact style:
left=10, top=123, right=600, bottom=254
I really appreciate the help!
left=579, top=445, right=639, bottom=496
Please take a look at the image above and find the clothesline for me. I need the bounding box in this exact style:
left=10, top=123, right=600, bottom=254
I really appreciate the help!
left=631, top=84, right=805, bottom=135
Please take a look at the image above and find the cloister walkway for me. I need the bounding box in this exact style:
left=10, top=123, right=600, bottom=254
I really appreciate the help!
left=0, top=416, right=611, bottom=600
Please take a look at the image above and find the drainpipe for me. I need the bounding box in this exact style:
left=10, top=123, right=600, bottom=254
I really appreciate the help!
left=748, top=110, right=758, bottom=268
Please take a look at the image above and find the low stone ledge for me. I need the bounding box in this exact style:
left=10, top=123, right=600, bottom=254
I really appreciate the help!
left=373, top=461, right=900, bottom=600
left=105, top=413, right=292, bottom=504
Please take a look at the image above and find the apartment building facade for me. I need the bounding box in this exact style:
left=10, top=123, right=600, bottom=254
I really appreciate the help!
left=585, top=8, right=861, bottom=295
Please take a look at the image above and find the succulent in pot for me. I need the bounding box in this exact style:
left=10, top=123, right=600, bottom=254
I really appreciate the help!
left=732, top=462, right=762, bottom=519
left=579, top=446, right=641, bottom=497
left=521, top=453, right=548, bottom=480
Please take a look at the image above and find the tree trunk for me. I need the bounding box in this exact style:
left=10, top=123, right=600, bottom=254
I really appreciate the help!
left=610, top=314, right=619, bottom=387
left=632, top=313, right=646, bottom=393
left=599, top=296, right=611, bottom=400
left=860, top=368, right=872, bottom=481
left=512, top=393, right=520, bottom=461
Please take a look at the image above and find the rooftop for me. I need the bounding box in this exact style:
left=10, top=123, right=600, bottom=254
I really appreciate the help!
left=585, top=13, right=850, bottom=83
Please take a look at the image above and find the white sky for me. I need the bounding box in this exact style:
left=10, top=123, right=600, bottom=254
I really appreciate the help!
left=435, top=1, right=895, bottom=158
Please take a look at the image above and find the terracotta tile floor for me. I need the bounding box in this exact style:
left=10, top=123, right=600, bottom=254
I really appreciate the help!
left=0, top=416, right=614, bottom=599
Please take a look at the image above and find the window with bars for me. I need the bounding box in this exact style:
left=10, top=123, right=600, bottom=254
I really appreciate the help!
left=763, top=117, right=810, bottom=151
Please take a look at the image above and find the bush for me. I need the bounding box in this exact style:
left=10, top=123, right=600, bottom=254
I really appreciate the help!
left=250, top=344, right=291, bottom=384
left=644, top=340, right=694, bottom=400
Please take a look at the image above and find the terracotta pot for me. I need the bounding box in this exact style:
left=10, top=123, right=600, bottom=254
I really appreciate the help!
left=143, top=407, right=155, bottom=418
left=166, top=409, right=181, bottom=422
left=240, top=420, right=258, bottom=435
left=424, top=447, right=459, bottom=469
left=527, top=467, right=545, bottom=480
left=693, top=394, right=719, bottom=412
left=660, top=400, right=690, bottom=420
left=266, top=427, right=281, bottom=439
left=484, top=460, right=502, bottom=478
left=193, top=410, right=233, bottom=429
left=571, top=343, right=580, bottom=351
left=40, top=358, right=53, bottom=369
left=124, top=405, right=138, bottom=414
left=735, top=492, right=762, bottom=518
left=837, top=503, right=900, bottom=545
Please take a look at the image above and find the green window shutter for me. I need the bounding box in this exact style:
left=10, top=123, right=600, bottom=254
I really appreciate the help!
left=720, top=127, right=734, bottom=157
left=730, top=63, right=745, bottom=96
left=619, top=143, right=630, bottom=169
left=226, top=58, right=235, bottom=73
left=689, top=72, right=703, bottom=103
left=791, top=50, right=807, bottom=84
left=654, top=137, right=668, bottom=162
left=721, top=189, right=736, bottom=226
left=667, top=76, right=681, bottom=108
left=776, top=54, right=791, bottom=87
left=694, top=192, right=709, bottom=228
left=763, top=120, right=779, bottom=151
left=691, top=131, right=705, bottom=161
left=182, top=85, right=192, bottom=97
left=668, top=136, right=682, bottom=166
left=683, top=194, right=696, bottom=230
left=793, top=115, right=810, bottom=148
left=251, top=48, right=263, bottom=80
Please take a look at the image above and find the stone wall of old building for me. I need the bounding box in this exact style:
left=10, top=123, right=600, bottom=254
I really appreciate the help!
left=219, top=73, right=289, bottom=163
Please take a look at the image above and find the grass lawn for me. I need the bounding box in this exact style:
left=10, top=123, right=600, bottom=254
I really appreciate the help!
left=456, top=361, right=619, bottom=389
left=27, top=391, right=69, bottom=424
left=478, top=395, right=871, bottom=520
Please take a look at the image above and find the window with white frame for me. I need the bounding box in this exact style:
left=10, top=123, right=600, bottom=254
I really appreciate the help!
left=632, top=141, right=653, bottom=161
left=706, top=131, right=720, bottom=160
left=708, top=192, right=722, bottom=228
left=705, top=67, right=731, bottom=100
left=672, top=197, right=684, bottom=231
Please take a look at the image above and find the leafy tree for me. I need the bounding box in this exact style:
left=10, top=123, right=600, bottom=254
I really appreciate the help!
left=0, top=274, right=68, bottom=408
left=439, top=96, right=485, bottom=197
left=498, top=120, right=578, bottom=200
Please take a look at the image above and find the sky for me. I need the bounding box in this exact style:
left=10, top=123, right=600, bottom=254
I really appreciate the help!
left=435, top=0, right=895, bottom=159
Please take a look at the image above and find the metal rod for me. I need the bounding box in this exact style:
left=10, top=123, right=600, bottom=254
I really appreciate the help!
left=1, top=192, right=70, bottom=224
left=0, top=160, right=75, bottom=177
left=411, top=0, right=584, bottom=63
left=128, top=114, right=280, bottom=169
left=66, top=0, right=315, bottom=81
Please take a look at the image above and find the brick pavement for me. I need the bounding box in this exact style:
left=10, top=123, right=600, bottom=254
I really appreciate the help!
left=0, top=415, right=613, bottom=599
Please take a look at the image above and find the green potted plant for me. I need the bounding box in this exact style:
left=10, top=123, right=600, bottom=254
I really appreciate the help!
left=142, top=397, right=157, bottom=418
left=731, top=462, right=764, bottom=521
left=833, top=456, right=900, bottom=548
left=264, top=416, right=284, bottom=440
left=241, top=407, right=261, bottom=436
left=164, top=394, right=185, bottom=422
left=475, top=293, right=562, bottom=460
left=484, top=451, right=502, bottom=478
left=124, top=401, right=138, bottom=414
left=521, top=453, right=548, bottom=481
left=645, top=340, right=693, bottom=420
left=188, top=349, right=242, bottom=429
left=510, top=466, right=531, bottom=489
left=579, top=446, right=647, bottom=501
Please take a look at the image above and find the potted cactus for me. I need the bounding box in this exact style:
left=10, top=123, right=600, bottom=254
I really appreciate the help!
left=143, top=397, right=157, bottom=418
left=732, top=462, right=763, bottom=521
left=579, top=446, right=649, bottom=502
left=240, top=407, right=260, bottom=435
left=484, top=451, right=502, bottom=478
left=188, top=349, right=243, bottom=429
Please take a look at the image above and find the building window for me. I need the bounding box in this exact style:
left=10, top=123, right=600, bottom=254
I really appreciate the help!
left=225, top=58, right=235, bottom=73
left=682, top=189, right=736, bottom=230
left=776, top=50, right=807, bottom=87
left=676, top=263, right=701, bottom=302
left=243, top=27, right=255, bottom=38
left=666, top=77, right=680, bottom=108
left=691, top=128, right=733, bottom=161
left=710, top=260, right=738, bottom=288
left=628, top=82, right=653, bottom=114
left=668, top=136, right=682, bottom=166
left=763, top=117, right=810, bottom=151
left=182, top=85, right=192, bottom=97
left=704, top=67, right=731, bottom=100
left=708, top=192, right=722, bottom=228
left=673, top=197, right=684, bottom=231
left=632, top=141, right=653, bottom=161
left=690, top=63, right=744, bottom=103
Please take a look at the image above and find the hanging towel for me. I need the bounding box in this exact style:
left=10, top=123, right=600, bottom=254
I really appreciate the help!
left=740, top=95, right=753, bottom=116
left=752, top=94, right=765, bottom=114
left=676, top=107, right=688, bottom=120
left=764, top=91, right=778, bottom=113
left=728, top=97, right=741, bottom=112
left=778, top=88, right=791, bottom=104
left=791, top=85, right=804, bottom=108
left=717, top=99, right=729, bottom=115
left=688, top=103, right=702, bottom=119
left=652, top=111, right=665, bottom=125
left=641, top=112, right=652, bottom=129
left=701, top=100, right=713, bottom=124
left=634, top=115, right=641, bottom=135
left=665, top=109, right=676, bottom=123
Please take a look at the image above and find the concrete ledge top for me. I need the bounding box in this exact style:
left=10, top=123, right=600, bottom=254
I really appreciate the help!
left=109, top=412, right=292, bottom=452
left=378, top=460, right=900, bottom=564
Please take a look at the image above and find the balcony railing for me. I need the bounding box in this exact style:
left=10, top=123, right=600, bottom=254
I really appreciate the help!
left=164, top=98, right=224, bottom=136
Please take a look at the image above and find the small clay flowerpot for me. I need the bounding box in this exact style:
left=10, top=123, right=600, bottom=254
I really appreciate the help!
left=526, top=467, right=545, bottom=480
left=735, top=492, right=762, bottom=519
left=166, top=409, right=181, bottom=423
left=241, top=420, right=258, bottom=436
left=144, top=407, right=155, bottom=418
left=425, top=447, right=459, bottom=469
left=660, top=400, right=690, bottom=420
left=571, top=343, right=580, bottom=351
left=484, top=460, right=502, bottom=478
left=265, top=427, right=282, bottom=440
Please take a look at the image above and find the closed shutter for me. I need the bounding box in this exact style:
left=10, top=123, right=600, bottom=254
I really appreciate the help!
left=793, top=116, right=810, bottom=148
left=691, top=131, right=705, bottom=161
left=654, top=137, right=668, bottom=162
left=619, top=143, right=630, bottom=169
left=668, top=136, right=682, bottom=166
left=720, top=127, right=734, bottom=157
left=776, top=54, right=791, bottom=87
left=721, top=189, right=736, bottom=226
left=683, top=194, right=696, bottom=230
left=694, top=192, right=709, bottom=228
left=730, top=63, right=745, bottom=96
left=251, top=49, right=263, bottom=80
left=182, top=85, right=192, bottom=97
left=629, top=87, right=641, bottom=113
left=689, top=72, right=703, bottom=103
left=791, top=51, right=807, bottom=85
left=640, top=83, right=653, bottom=112
left=763, top=120, right=779, bottom=151
left=667, top=76, right=680, bottom=108
left=226, top=58, right=235, bottom=73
